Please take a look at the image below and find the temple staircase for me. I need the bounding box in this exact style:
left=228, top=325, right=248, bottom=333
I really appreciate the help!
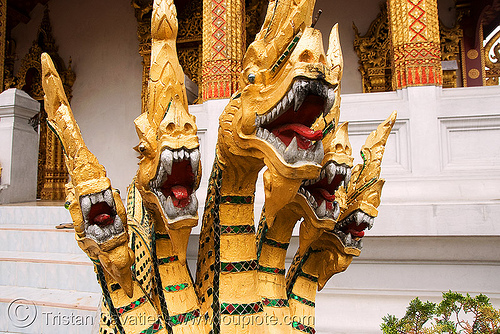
left=0, top=203, right=100, bottom=333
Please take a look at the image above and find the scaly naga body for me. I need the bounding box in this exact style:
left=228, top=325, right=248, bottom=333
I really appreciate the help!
left=40, top=0, right=396, bottom=333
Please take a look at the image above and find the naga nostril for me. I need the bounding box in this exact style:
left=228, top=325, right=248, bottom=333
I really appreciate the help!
left=166, top=123, right=175, bottom=133
left=299, top=50, right=314, bottom=63
left=184, top=123, right=193, bottom=132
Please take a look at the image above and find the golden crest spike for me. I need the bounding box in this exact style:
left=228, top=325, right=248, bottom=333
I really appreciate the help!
left=327, top=23, right=343, bottom=81
left=147, top=0, right=188, bottom=129
left=41, top=52, right=109, bottom=190
left=363, top=110, right=397, bottom=151
left=323, top=121, right=353, bottom=167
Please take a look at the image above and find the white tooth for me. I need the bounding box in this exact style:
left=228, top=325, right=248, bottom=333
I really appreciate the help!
left=173, top=150, right=179, bottom=161
left=267, top=133, right=278, bottom=146
left=287, top=89, right=294, bottom=105
left=277, top=140, right=286, bottom=153
left=190, top=149, right=200, bottom=175
left=187, top=193, right=198, bottom=216
left=179, top=150, right=185, bottom=160
left=316, top=200, right=327, bottom=218
left=324, top=88, right=336, bottom=116
left=102, top=226, right=111, bottom=239
left=255, top=117, right=261, bottom=128
left=355, top=211, right=363, bottom=224
left=91, top=224, right=105, bottom=242
left=345, top=168, right=352, bottom=188
left=368, top=217, right=374, bottom=230
left=103, top=189, right=114, bottom=207
left=266, top=112, right=273, bottom=124
left=161, top=150, right=173, bottom=175
left=345, top=233, right=352, bottom=246
left=113, top=215, right=124, bottom=233
left=313, top=140, right=324, bottom=164
left=336, top=165, right=343, bottom=175
left=276, top=101, right=282, bottom=115
left=327, top=163, right=336, bottom=184
left=320, top=169, right=326, bottom=180
left=80, top=196, right=91, bottom=218
left=282, top=95, right=288, bottom=110
left=106, top=224, right=116, bottom=235
left=339, top=180, right=345, bottom=188
left=261, top=128, right=270, bottom=141
left=299, top=187, right=305, bottom=194
left=284, top=137, right=299, bottom=164
left=165, top=196, right=176, bottom=218
left=333, top=203, right=340, bottom=220
left=293, top=80, right=308, bottom=111
left=256, top=127, right=263, bottom=138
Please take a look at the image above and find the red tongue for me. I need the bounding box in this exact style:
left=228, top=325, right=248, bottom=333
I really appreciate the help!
left=172, top=185, right=190, bottom=208
left=272, top=124, right=322, bottom=150
left=348, top=229, right=365, bottom=238
left=94, top=214, right=113, bottom=226
left=318, top=188, right=335, bottom=202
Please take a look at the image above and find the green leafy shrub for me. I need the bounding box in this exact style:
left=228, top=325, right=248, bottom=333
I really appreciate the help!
left=381, top=291, right=500, bottom=333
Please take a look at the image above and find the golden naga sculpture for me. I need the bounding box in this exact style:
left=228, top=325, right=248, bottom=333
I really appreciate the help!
left=41, top=0, right=396, bottom=333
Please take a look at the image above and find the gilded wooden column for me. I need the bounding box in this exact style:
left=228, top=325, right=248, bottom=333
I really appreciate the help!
left=388, top=0, right=442, bottom=89
left=202, top=0, right=245, bottom=100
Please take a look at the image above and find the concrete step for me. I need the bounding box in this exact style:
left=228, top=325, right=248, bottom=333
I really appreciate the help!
left=0, top=203, right=71, bottom=227
left=0, top=285, right=99, bottom=334
left=0, top=225, right=82, bottom=254
left=0, top=251, right=100, bottom=293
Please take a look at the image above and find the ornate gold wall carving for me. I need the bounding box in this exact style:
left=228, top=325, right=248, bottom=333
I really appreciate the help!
left=353, top=3, right=392, bottom=93
left=133, top=0, right=203, bottom=110
left=4, top=7, right=75, bottom=200
left=484, top=29, right=500, bottom=85
left=440, top=20, right=463, bottom=88
left=355, top=1, right=462, bottom=92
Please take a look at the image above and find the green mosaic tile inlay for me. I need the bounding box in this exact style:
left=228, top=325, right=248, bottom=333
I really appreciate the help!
left=298, top=270, right=318, bottom=282
left=263, top=236, right=289, bottom=249
left=289, top=292, right=315, bottom=307
left=158, top=256, right=178, bottom=264
left=165, top=283, right=189, bottom=293
left=261, top=298, right=289, bottom=308
left=221, top=260, right=258, bottom=273
left=117, top=296, right=147, bottom=315
left=220, top=225, right=255, bottom=234
left=170, top=309, right=201, bottom=326
left=220, top=196, right=254, bottom=204
left=270, top=32, right=302, bottom=74
left=220, top=302, right=263, bottom=315
left=258, top=265, right=285, bottom=275
left=291, top=321, right=316, bottom=334
left=139, top=319, right=163, bottom=334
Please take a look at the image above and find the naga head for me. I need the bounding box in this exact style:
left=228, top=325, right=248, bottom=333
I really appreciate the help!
left=134, top=0, right=201, bottom=231
left=332, top=111, right=397, bottom=251
left=219, top=0, right=343, bottom=183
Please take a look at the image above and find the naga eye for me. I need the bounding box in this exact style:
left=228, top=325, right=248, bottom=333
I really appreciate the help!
left=138, top=144, right=146, bottom=152
left=248, top=73, right=256, bottom=84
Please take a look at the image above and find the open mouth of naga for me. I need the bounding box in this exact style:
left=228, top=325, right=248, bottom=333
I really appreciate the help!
left=149, top=147, right=200, bottom=220
left=255, top=77, right=336, bottom=165
left=333, top=210, right=374, bottom=250
left=299, top=161, right=351, bottom=220
left=80, top=189, right=124, bottom=244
